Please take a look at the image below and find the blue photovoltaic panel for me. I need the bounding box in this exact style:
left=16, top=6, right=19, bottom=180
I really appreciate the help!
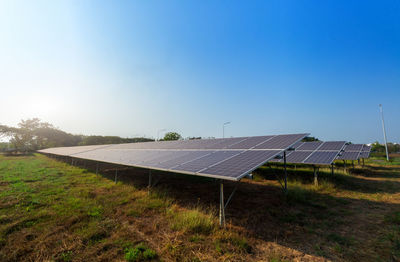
left=344, top=144, right=364, bottom=151
left=153, top=151, right=213, bottom=169
left=291, top=141, right=304, bottom=149
left=285, top=151, right=314, bottom=163
left=359, top=145, right=371, bottom=159
left=336, top=144, right=369, bottom=160
left=173, top=151, right=242, bottom=173
left=254, top=134, right=308, bottom=149
left=38, top=133, right=309, bottom=181
left=318, top=141, right=346, bottom=151
left=268, top=141, right=346, bottom=165
left=201, top=150, right=281, bottom=179
left=227, top=136, right=274, bottom=149
left=296, top=141, right=323, bottom=151
left=359, top=151, right=370, bottom=159
left=337, top=151, right=360, bottom=160
left=203, top=137, right=248, bottom=149
left=39, top=144, right=112, bottom=156
left=304, top=151, right=339, bottom=165
left=362, top=145, right=371, bottom=152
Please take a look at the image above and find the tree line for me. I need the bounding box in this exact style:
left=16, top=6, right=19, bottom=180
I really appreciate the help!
left=0, top=118, right=154, bottom=152
left=371, top=142, right=400, bottom=154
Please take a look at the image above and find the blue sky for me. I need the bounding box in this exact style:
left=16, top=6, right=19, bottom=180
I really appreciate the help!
left=0, top=0, right=399, bottom=143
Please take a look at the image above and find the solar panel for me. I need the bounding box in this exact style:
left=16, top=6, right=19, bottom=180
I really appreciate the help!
left=318, top=141, right=346, bottom=151
left=304, top=151, right=339, bottom=165
left=38, top=133, right=309, bottom=181
left=344, top=144, right=363, bottom=151
left=201, top=150, right=282, bottom=179
left=359, top=151, right=370, bottom=159
left=285, top=151, right=314, bottom=163
left=227, top=136, right=274, bottom=149
left=173, top=151, right=242, bottom=173
left=336, top=151, right=360, bottom=160
left=254, top=134, right=308, bottom=149
left=359, top=145, right=371, bottom=159
left=295, top=141, right=323, bottom=151
left=268, top=141, right=346, bottom=165
left=336, top=144, right=369, bottom=160
left=38, top=144, right=112, bottom=156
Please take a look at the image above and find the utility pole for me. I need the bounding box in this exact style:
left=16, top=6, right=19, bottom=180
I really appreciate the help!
left=379, top=104, right=390, bottom=161
left=222, top=122, right=231, bottom=138
left=157, top=129, right=166, bottom=141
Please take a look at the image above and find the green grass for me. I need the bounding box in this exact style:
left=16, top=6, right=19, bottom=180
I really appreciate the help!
left=2, top=153, right=400, bottom=261
left=124, top=243, right=157, bottom=262
left=168, top=206, right=216, bottom=234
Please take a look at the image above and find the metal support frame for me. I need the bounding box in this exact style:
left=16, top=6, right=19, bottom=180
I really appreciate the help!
left=313, top=166, right=319, bottom=187
left=352, top=160, right=354, bottom=169
left=379, top=104, right=390, bottom=161
left=283, top=151, right=288, bottom=193
left=219, top=182, right=225, bottom=227
left=267, top=164, right=286, bottom=193
left=362, top=158, right=365, bottom=167
left=331, top=163, right=334, bottom=176
left=219, top=181, right=238, bottom=227
left=148, top=170, right=152, bottom=189
left=343, top=160, right=346, bottom=172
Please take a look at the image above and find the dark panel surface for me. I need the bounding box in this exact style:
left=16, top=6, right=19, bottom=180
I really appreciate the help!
left=304, top=151, right=339, bottom=164
left=227, top=136, right=274, bottom=149
left=174, top=151, right=242, bottom=173
left=296, top=141, right=323, bottom=151
left=254, top=134, right=309, bottom=149
left=285, top=151, right=314, bottom=163
left=39, top=133, right=309, bottom=181
left=344, top=144, right=364, bottom=151
left=201, top=150, right=281, bottom=178
left=337, top=151, right=360, bottom=160
left=318, top=141, right=346, bottom=151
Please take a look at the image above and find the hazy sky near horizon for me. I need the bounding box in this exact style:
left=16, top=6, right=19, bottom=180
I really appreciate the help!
left=0, top=0, right=399, bottom=143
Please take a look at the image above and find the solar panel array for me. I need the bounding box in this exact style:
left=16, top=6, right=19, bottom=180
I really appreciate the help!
left=337, top=144, right=371, bottom=160
left=270, top=141, right=347, bottom=165
left=359, top=145, right=371, bottom=159
left=38, top=133, right=308, bottom=181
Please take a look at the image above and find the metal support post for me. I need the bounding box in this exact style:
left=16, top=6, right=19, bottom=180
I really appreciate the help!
left=362, top=158, right=365, bottom=167
left=283, top=151, right=288, bottom=193
left=314, top=166, right=318, bottom=187
left=331, top=163, right=334, bottom=176
left=224, top=184, right=238, bottom=209
left=219, top=181, right=225, bottom=227
left=148, top=170, right=152, bottom=189
left=352, top=160, right=354, bottom=169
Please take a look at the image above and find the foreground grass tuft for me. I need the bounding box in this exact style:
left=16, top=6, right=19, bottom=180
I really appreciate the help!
left=124, top=243, right=157, bottom=262
left=168, top=206, right=216, bottom=235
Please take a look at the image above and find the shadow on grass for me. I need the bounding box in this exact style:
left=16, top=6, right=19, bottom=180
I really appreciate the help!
left=255, top=166, right=400, bottom=194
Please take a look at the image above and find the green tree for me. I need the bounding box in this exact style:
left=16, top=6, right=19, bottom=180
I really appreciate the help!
left=163, top=132, right=182, bottom=141
left=302, top=136, right=319, bottom=142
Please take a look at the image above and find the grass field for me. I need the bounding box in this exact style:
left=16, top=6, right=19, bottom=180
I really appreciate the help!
left=1, top=154, right=400, bottom=261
